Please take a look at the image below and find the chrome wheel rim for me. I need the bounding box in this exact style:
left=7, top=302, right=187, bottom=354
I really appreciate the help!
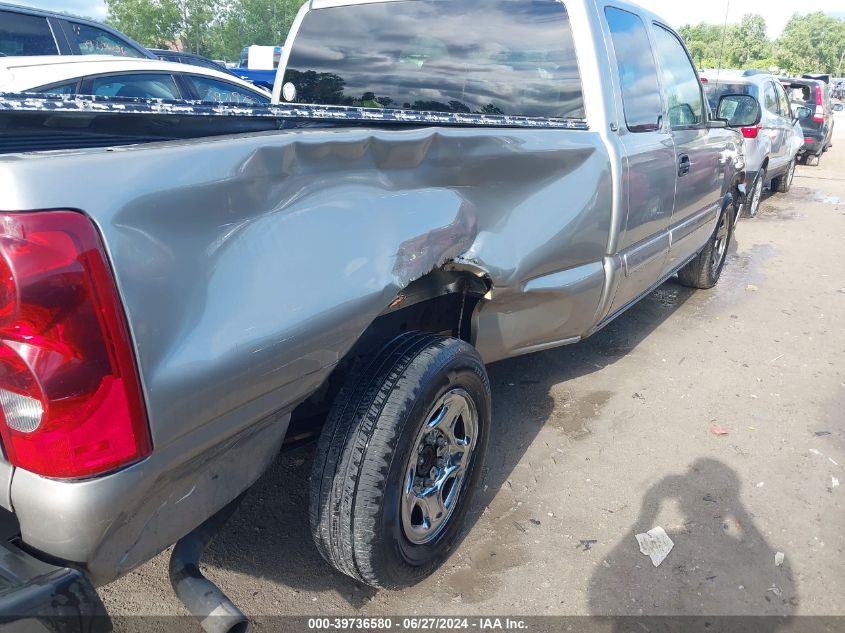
left=749, top=175, right=763, bottom=216
left=787, top=161, right=795, bottom=188
left=711, top=211, right=730, bottom=271
left=401, top=389, right=478, bottom=545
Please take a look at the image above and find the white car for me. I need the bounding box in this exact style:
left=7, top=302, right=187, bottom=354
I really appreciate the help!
left=702, top=69, right=803, bottom=218
left=0, top=55, right=271, bottom=105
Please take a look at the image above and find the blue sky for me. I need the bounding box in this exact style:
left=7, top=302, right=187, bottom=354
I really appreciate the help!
left=13, top=0, right=845, bottom=37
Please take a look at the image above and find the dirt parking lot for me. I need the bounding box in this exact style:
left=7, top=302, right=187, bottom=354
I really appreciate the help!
left=100, top=116, right=845, bottom=627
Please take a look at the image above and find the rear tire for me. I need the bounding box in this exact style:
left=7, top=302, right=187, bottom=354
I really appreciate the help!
left=309, top=332, right=491, bottom=588
left=677, top=205, right=735, bottom=290
left=772, top=159, right=795, bottom=193
left=745, top=168, right=765, bottom=217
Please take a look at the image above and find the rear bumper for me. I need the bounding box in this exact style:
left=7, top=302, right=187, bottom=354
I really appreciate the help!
left=799, top=127, right=827, bottom=154
left=0, top=535, right=109, bottom=633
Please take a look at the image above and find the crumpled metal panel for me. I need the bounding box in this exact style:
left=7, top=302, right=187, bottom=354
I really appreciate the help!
left=0, top=123, right=610, bottom=573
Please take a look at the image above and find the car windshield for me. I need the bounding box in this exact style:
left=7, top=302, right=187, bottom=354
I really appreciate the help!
left=703, top=81, right=756, bottom=110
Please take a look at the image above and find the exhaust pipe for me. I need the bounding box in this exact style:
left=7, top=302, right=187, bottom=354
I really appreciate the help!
left=169, top=495, right=250, bottom=633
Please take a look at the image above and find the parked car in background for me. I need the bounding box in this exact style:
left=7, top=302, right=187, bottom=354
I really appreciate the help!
left=235, top=44, right=282, bottom=89
left=702, top=69, right=802, bottom=217
left=0, top=55, right=270, bottom=103
left=150, top=49, right=235, bottom=74
left=0, top=1, right=154, bottom=59
left=781, top=76, right=835, bottom=166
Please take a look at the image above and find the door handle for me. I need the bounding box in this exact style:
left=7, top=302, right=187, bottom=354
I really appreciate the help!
left=678, top=154, right=690, bottom=177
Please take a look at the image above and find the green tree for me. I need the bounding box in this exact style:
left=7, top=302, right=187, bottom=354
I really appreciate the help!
left=207, top=0, right=306, bottom=61
left=679, top=15, right=772, bottom=71
left=679, top=23, right=726, bottom=69
left=726, top=14, right=771, bottom=67
left=775, top=12, right=845, bottom=75
left=107, top=0, right=225, bottom=56
left=104, top=0, right=180, bottom=49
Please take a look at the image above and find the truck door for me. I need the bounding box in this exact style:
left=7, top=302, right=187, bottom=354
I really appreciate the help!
left=603, top=6, right=675, bottom=316
left=650, top=23, right=725, bottom=272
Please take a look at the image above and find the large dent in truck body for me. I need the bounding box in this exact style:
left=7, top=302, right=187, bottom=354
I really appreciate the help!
left=0, top=124, right=611, bottom=577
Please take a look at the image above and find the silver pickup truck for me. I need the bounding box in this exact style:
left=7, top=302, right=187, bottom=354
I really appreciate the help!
left=0, top=0, right=745, bottom=630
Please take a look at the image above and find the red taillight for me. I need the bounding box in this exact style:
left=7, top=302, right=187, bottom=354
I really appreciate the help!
left=741, top=124, right=762, bottom=139
left=0, top=211, right=151, bottom=478
left=804, top=137, right=816, bottom=144
left=813, top=84, right=825, bottom=122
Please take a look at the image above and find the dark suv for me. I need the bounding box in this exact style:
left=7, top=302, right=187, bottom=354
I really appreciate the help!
left=0, top=2, right=154, bottom=59
left=780, top=76, right=835, bottom=166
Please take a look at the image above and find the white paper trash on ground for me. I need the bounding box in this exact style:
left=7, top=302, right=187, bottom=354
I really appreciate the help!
left=635, top=527, right=674, bottom=567
left=775, top=551, right=785, bottom=567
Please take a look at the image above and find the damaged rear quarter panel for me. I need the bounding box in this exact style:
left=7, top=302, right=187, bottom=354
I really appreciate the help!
left=0, top=123, right=611, bottom=575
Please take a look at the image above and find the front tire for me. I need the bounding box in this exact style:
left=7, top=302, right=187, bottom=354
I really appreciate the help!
left=677, top=205, right=735, bottom=289
left=309, top=332, right=491, bottom=588
left=745, top=168, right=765, bottom=217
left=772, top=159, right=795, bottom=193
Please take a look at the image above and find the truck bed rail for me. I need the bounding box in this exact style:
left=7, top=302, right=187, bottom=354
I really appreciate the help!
left=0, top=93, right=588, bottom=153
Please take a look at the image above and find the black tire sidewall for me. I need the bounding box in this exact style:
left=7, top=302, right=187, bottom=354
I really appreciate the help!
left=748, top=170, right=765, bottom=217
left=369, top=346, right=490, bottom=587
left=708, top=206, right=734, bottom=283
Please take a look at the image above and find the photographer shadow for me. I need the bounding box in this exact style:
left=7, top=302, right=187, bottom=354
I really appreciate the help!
left=587, top=458, right=798, bottom=631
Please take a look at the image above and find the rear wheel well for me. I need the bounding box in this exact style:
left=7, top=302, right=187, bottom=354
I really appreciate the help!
left=285, top=270, right=489, bottom=445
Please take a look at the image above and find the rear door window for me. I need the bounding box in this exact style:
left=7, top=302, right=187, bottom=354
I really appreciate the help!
left=774, top=82, right=790, bottom=118
left=282, top=0, right=585, bottom=120
left=651, top=24, right=703, bottom=128
left=763, top=82, right=779, bottom=115
left=604, top=7, right=662, bottom=132
left=33, top=81, right=80, bottom=94
left=89, top=73, right=180, bottom=99
left=0, top=11, right=58, bottom=56
left=66, top=22, right=145, bottom=58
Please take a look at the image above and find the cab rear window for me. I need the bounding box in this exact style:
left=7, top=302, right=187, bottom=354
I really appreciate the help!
left=282, top=0, right=585, bottom=120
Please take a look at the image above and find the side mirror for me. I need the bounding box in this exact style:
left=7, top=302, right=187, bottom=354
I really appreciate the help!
left=833, top=103, right=844, bottom=112
left=793, top=105, right=812, bottom=120
left=717, top=94, right=761, bottom=128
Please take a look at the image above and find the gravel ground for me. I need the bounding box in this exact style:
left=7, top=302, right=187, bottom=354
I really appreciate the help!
left=100, top=116, right=845, bottom=628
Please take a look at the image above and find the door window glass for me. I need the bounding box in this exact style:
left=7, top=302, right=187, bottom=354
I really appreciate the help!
left=0, top=11, right=57, bottom=56
left=652, top=24, right=703, bottom=128
left=775, top=81, right=790, bottom=118
left=33, top=81, right=79, bottom=94
left=67, top=22, right=145, bottom=57
left=763, top=82, right=779, bottom=115
left=604, top=7, right=662, bottom=132
left=89, top=73, right=180, bottom=99
left=187, top=75, right=269, bottom=104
